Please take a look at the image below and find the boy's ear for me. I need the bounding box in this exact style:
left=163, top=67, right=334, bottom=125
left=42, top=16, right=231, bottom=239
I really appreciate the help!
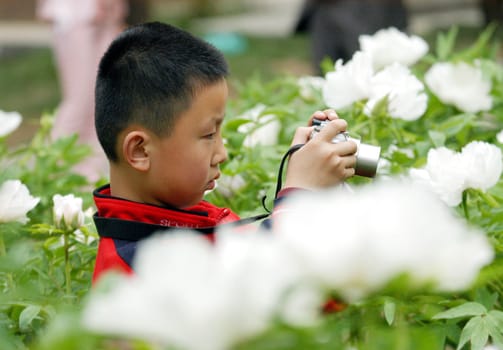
left=122, top=130, right=151, bottom=172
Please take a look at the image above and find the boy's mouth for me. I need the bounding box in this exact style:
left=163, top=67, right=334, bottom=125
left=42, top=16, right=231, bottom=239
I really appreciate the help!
left=206, top=180, right=216, bottom=191
left=206, top=173, right=220, bottom=191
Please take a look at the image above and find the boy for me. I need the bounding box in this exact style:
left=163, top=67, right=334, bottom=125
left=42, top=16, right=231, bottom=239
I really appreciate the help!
left=92, top=21, right=357, bottom=282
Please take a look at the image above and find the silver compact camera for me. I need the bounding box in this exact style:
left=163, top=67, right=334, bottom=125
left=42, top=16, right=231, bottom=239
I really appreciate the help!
left=310, top=119, right=381, bottom=178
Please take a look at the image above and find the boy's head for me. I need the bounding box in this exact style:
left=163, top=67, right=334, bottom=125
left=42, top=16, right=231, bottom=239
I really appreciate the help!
left=95, top=22, right=230, bottom=207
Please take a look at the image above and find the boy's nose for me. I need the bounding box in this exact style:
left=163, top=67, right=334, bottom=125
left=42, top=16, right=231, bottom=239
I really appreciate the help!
left=212, top=137, right=228, bottom=165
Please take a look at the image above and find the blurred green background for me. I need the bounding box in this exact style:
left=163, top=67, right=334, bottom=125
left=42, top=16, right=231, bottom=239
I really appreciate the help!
left=0, top=0, right=500, bottom=145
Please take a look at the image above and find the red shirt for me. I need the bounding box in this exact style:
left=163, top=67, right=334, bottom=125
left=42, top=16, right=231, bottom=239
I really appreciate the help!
left=92, top=184, right=240, bottom=283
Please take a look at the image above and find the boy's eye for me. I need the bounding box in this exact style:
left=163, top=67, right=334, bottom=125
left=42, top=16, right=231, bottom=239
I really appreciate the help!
left=204, top=132, right=216, bottom=139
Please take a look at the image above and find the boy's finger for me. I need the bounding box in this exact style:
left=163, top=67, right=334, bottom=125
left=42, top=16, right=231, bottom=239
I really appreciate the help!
left=307, top=110, right=326, bottom=125
left=323, top=109, right=339, bottom=120
left=335, top=140, right=358, bottom=156
left=316, top=119, right=348, bottom=142
left=290, top=126, right=313, bottom=145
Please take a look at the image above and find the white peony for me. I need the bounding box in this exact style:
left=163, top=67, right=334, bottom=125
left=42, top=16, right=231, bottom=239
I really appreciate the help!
left=0, top=110, right=22, bottom=137
left=52, top=194, right=85, bottom=230
left=497, top=130, right=503, bottom=144
left=83, top=230, right=312, bottom=350
left=425, top=62, right=492, bottom=113
left=214, top=229, right=321, bottom=332
left=297, top=76, right=325, bottom=100
left=409, top=141, right=502, bottom=206
left=84, top=234, right=236, bottom=350
left=365, top=63, right=427, bottom=120
left=0, top=180, right=40, bottom=224
left=215, top=174, right=246, bottom=198
left=322, top=51, right=374, bottom=109
left=237, top=104, right=281, bottom=147
left=359, top=27, right=429, bottom=70
left=409, top=147, right=467, bottom=206
left=322, top=54, right=427, bottom=120
left=461, top=141, right=502, bottom=191
left=274, top=179, right=494, bottom=301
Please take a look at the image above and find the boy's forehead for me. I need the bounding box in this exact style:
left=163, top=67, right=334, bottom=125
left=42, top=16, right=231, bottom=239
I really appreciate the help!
left=183, top=80, right=228, bottom=123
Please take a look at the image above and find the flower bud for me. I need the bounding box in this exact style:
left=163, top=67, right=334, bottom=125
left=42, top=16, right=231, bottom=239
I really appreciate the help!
left=52, top=194, right=85, bottom=230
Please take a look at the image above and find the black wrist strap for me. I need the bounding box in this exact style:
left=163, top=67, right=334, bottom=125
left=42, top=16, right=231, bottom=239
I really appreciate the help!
left=274, top=144, right=305, bottom=198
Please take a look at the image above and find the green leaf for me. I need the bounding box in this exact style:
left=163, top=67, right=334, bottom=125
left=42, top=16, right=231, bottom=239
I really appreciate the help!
left=383, top=300, right=396, bottom=326
left=485, top=313, right=503, bottom=346
left=488, top=310, right=503, bottom=329
left=457, top=316, right=487, bottom=350
left=436, top=26, right=458, bottom=60
left=454, top=23, right=497, bottom=61
left=478, top=191, right=500, bottom=208
left=320, top=56, right=335, bottom=75
left=428, top=130, right=446, bottom=148
left=474, top=287, right=499, bottom=310
left=436, top=113, right=475, bottom=137
left=433, top=302, right=487, bottom=320
left=19, top=305, right=41, bottom=332
left=470, top=318, right=490, bottom=350
left=370, top=95, right=389, bottom=118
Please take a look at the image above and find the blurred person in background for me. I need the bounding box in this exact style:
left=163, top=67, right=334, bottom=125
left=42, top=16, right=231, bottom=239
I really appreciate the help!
left=36, top=0, right=129, bottom=182
left=479, top=0, right=503, bottom=25
left=295, top=0, right=408, bottom=75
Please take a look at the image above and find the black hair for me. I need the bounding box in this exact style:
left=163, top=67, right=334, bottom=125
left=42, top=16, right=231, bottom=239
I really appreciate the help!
left=95, top=21, right=229, bottom=162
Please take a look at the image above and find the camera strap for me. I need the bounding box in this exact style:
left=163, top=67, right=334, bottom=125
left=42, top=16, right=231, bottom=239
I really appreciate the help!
left=274, top=143, right=305, bottom=198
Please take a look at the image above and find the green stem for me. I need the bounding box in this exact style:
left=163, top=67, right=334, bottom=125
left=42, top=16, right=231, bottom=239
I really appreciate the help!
left=0, top=233, right=6, bottom=257
left=63, top=232, right=72, bottom=296
left=390, top=119, right=403, bottom=145
left=462, top=190, right=470, bottom=221
left=0, top=232, right=14, bottom=292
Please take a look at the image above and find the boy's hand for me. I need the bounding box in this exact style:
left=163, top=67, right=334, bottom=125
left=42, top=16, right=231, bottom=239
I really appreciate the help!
left=284, top=110, right=357, bottom=190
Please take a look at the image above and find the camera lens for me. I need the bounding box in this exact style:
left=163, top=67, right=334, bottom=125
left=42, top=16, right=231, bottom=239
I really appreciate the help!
left=355, top=142, right=381, bottom=177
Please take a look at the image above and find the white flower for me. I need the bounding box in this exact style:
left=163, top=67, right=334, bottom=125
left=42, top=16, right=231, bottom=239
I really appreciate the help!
left=409, top=147, right=467, bottom=206
left=297, top=76, right=325, bottom=100
left=483, top=344, right=502, bottom=350
left=84, top=234, right=234, bottom=350
left=365, top=63, right=427, bottom=120
left=0, top=180, right=40, bottom=224
left=214, top=229, right=319, bottom=333
left=409, top=141, right=502, bottom=206
left=237, top=104, right=281, bottom=147
left=322, top=51, right=374, bottom=109
left=274, top=179, right=493, bottom=301
left=497, top=130, right=503, bottom=143
left=359, top=27, right=429, bottom=70
left=322, top=55, right=427, bottom=120
left=52, top=194, right=85, bottom=230
left=425, top=62, right=492, bottom=113
left=0, top=110, right=22, bottom=137
left=461, top=141, right=502, bottom=191
left=242, top=116, right=280, bottom=147
left=388, top=144, right=415, bottom=159
left=83, top=230, right=310, bottom=350
left=216, top=174, right=246, bottom=198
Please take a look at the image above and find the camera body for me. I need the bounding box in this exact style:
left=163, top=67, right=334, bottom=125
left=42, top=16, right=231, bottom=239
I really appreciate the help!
left=310, top=119, right=380, bottom=178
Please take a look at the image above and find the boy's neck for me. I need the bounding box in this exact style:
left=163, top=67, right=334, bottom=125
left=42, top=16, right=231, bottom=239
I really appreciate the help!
left=108, top=164, right=144, bottom=203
